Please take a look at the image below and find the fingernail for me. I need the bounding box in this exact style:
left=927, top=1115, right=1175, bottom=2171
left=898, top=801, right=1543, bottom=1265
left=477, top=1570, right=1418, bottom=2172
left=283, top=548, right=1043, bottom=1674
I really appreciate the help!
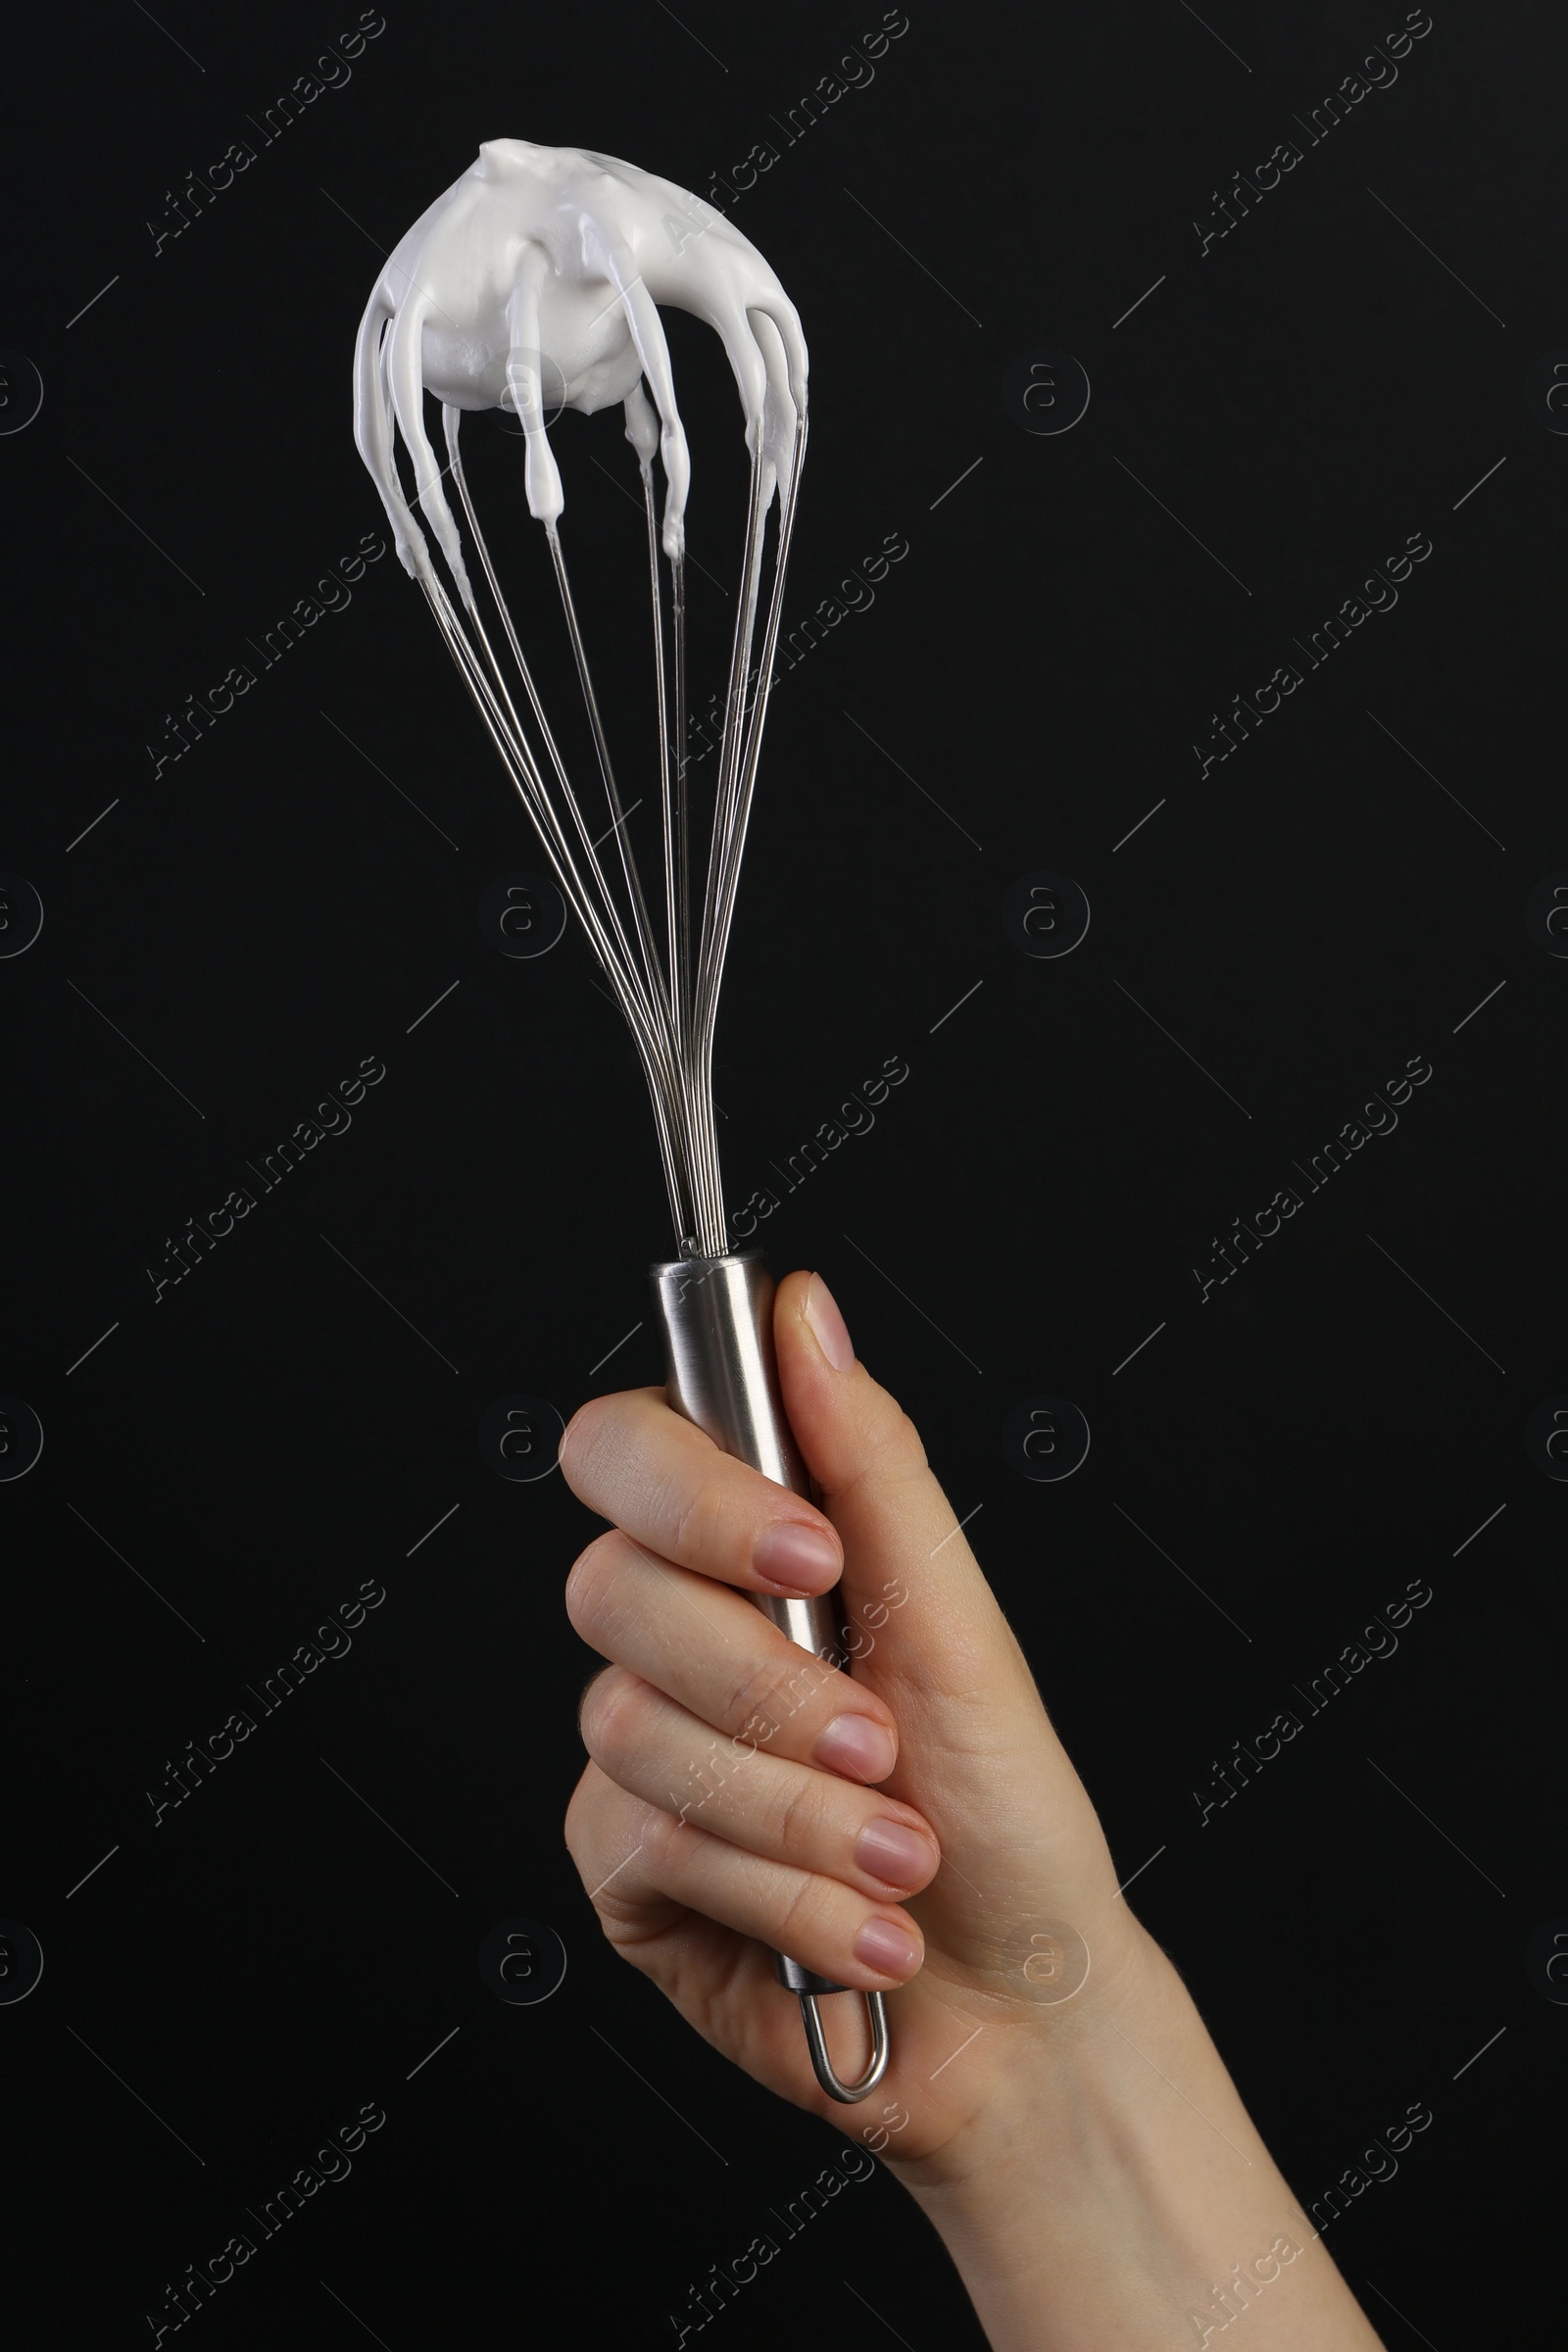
left=753, top=1521, right=841, bottom=1594
left=813, top=1713, right=897, bottom=1783
left=854, top=1918, right=922, bottom=1979
left=856, top=1819, right=936, bottom=1888
left=805, top=1274, right=855, bottom=1371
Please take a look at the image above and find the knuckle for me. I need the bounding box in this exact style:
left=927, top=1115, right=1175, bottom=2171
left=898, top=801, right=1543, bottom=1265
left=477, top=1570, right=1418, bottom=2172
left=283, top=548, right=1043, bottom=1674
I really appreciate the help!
left=769, top=1771, right=830, bottom=1864
left=562, top=1764, right=599, bottom=1864
left=563, top=1761, right=628, bottom=1887
left=719, top=1650, right=817, bottom=1744
left=564, top=1531, right=620, bottom=1638
left=670, top=1467, right=728, bottom=1562
left=866, top=1394, right=927, bottom=1478
left=635, top=1800, right=685, bottom=1872
left=577, top=1665, right=648, bottom=1761
left=832, top=1396, right=931, bottom=1511
left=562, top=1775, right=669, bottom=1945
left=773, top=1869, right=839, bottom=1960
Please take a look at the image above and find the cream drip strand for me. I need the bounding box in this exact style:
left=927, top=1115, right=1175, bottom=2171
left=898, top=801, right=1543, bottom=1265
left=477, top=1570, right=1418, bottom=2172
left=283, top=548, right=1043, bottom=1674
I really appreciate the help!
left=350, top=138, right=809, bottom=1258
left=353, top=137, right=808, bottom=589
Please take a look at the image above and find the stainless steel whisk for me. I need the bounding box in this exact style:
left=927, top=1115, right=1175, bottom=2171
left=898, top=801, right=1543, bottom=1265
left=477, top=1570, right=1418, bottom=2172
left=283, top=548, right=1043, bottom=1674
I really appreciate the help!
left=352, top=138, right=890, bottom=2101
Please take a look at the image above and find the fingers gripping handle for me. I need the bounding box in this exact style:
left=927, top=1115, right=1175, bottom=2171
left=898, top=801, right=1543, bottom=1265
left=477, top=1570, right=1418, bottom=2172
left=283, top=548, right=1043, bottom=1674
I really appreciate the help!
left=650, top=1252, right=830, bottom=1650
left=649, top=1251, right=892, bottom=2104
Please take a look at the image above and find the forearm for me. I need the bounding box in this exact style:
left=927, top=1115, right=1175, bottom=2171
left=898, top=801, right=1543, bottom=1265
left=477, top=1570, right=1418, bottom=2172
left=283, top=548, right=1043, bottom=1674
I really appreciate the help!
left=888, top=1933, right=1384, bottom=2351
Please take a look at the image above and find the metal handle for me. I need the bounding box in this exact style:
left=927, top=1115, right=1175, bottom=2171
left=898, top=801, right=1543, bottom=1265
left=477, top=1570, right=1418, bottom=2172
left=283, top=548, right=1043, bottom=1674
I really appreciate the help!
left=649, top=1250, right=892, bottom=2104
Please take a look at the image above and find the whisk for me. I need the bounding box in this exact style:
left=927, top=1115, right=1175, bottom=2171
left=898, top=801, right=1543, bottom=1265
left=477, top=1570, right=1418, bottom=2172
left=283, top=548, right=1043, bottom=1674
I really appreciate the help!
left=352, top=138, right=890, bottom=2102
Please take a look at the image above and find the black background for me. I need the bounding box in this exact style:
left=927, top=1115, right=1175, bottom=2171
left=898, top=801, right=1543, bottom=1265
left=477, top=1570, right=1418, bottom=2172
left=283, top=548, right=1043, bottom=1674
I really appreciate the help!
left=3, top=2, right=1564, bottom=2343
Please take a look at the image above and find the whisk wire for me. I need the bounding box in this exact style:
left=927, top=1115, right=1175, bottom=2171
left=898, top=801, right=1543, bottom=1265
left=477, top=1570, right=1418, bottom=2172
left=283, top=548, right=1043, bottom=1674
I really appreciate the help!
left=441, top=415, right=677, bottom=1043
left=671, top=550, right=693, bottom=1042
left=702, top=415, right=808, bottom=1038
left=443, top=416, right=642, bottom=942
left=421, top=563, right=700, bottom=1241
left=433, top=437, right=703, bottom=1240
left=696, top=454, right=766, bottom=1019
left=547, top=526, right=670, bottom=1020
left=400, top=358, right=805, bottom=1258
left=638, top=466, right=681, bottom=1037
left=687, top=415, right=808, bottom=1250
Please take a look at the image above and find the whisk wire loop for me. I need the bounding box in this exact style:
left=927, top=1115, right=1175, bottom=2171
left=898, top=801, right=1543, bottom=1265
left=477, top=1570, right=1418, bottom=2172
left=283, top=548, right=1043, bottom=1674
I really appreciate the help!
left=409, top=377, right=806, bottom=1258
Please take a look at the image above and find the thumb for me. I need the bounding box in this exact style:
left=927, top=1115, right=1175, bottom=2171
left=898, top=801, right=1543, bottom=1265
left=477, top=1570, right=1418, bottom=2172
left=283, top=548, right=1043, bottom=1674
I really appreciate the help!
left=774, top=1267, right=1124, bottom=1960
left=771, top=1268, right=1035, bottom=1721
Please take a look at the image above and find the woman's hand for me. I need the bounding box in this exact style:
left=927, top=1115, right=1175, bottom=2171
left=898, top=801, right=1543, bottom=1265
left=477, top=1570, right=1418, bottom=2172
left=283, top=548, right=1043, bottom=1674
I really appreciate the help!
left=561, top=1271, right=1385, bottom=2350
left=560, top=1268, right=1127, bottom=2148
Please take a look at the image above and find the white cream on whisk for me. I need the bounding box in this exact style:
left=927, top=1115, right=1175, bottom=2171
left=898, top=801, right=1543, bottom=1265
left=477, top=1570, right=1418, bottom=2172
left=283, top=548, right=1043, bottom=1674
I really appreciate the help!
left=354, top=138, right=808, bottom=590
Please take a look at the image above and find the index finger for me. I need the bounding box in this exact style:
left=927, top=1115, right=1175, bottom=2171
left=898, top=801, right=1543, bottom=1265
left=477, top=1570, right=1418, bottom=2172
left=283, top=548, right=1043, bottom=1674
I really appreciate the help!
left=560, top=1387, right=843, bottom=1601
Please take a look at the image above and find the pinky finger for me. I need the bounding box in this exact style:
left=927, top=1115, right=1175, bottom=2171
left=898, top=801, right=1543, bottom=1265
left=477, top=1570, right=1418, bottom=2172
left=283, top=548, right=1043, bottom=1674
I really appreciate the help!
left=593, top=1781, right=923, bottom=1994
left=564, top=1763, right=781, bottom=2030
left=564, top=1765, right=897, bottom=2110
left=564, top=1761, right=689, bottom=1950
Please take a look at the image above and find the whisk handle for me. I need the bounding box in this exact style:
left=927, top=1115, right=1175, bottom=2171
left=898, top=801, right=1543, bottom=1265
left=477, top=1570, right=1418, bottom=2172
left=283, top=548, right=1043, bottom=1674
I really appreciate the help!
left=648, top=1250, right=892, bottom=2104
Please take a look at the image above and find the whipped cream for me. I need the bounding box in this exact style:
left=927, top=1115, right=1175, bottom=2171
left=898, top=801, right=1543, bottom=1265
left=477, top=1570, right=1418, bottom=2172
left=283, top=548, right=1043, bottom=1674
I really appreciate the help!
left=353, top=138, right=808, bottom=585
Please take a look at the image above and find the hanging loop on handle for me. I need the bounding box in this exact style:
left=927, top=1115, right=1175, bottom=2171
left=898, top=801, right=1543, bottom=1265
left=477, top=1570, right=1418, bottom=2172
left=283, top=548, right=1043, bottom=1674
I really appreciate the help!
left=777, top=1946, right=890, bottom=2101
left=649, top=1250, right=898, bottom=2105
left=799, top=1989, right=890, bottom=2103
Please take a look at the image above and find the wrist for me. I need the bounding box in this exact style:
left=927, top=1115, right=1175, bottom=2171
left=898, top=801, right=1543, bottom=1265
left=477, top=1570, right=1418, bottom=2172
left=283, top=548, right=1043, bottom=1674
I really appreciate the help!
left=886, top=1915, right=1179, bottom=2215
left=880, top=1925, right=1319, bottom=2352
